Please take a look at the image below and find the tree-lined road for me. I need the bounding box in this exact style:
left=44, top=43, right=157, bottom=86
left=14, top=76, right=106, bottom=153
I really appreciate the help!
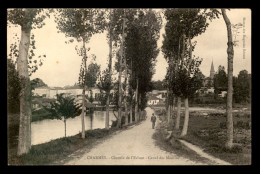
left=65, top=107, right=208, bottom=165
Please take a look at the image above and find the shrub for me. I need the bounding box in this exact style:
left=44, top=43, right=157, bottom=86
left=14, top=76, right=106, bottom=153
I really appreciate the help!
left=85, top=129, right=110, bottom=138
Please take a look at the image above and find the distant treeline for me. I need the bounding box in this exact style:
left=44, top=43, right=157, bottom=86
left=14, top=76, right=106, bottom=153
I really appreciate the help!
left=151, top=80, right=167, bottom=91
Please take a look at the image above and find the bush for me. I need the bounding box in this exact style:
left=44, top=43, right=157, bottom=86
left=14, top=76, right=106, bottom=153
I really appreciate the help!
left=7, top=59, right=21, bottom=114
left=85, top=129, right=110, bottom=138
left=32, top=108, right=50, bottom=115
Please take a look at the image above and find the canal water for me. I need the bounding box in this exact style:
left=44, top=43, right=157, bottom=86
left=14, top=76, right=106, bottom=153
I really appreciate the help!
left=31, top=111, right=117, bottom=145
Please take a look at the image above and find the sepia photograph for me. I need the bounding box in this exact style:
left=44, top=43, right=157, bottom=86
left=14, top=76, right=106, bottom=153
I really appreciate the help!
left=7, top=8, right=251, bottom=165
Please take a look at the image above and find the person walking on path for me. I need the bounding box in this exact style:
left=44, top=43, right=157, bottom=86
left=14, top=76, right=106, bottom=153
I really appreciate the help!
left=151, top=113, right=156, bottom=129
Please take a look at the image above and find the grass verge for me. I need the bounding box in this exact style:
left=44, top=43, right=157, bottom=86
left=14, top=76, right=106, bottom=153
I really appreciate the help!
left=8, top=128, right=119, bottom=165
left=152, top=120, right=213, bottom=164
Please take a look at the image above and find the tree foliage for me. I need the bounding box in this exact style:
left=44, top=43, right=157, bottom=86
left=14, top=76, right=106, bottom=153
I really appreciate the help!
left=8, top=27, right=47, bottom=76
left=233, top=70, right=251, bottom=103
left=46, top=93, right=81, bottom=119
left=125, top=9, right=162, bottom=100
left=31, top=78, right=48, bottom=90
left=8, top=9, right=50, bottom=30
left=44, top=93, right=81, bottom=137
left=171, top=58, right=203, bottom=98
left=85, top=62, right=101, bottom=88
left=97, top=68, right=114, bottom=92
left=151, top=80, right=166, bottom=90
left=8, top=9, right=49, bottom=76
left=214, top=65, right=228, bottom=95
left=163, top=8, right=206, bottom=99
left=55, top=8, right=106, bottom=89
left=55, top=9, right=106, bottom=42
left=7, top=58, right=21, bottom=113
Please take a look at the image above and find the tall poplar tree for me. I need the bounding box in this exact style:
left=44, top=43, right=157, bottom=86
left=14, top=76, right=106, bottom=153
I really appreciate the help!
left=221, top=8, right=235, bottom=148
left=7, top=8, right=50, bottom=155
left=55, top=8, right=105, bottom=138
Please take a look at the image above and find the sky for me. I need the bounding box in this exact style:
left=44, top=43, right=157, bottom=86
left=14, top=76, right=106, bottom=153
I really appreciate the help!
left=7, top=8, right=251, bottom=87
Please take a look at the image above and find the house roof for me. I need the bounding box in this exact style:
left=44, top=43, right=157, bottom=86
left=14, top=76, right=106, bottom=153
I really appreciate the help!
left=34, top=86, right=50, bottom=89
left=64, top=85, right=82, bottom=89
left=50, top=87, right=64, bottom=90
left=157, top=100, right=165, bottom=105
left=148, top=95, right=160, bottom=100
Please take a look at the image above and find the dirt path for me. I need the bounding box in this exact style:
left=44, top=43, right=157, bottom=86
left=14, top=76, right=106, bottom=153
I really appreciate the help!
left=65, top=107, right=209, bottom=165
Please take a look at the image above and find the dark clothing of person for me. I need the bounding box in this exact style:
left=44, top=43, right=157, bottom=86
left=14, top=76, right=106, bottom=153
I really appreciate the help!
left=151, top=115, right=156, bottom=129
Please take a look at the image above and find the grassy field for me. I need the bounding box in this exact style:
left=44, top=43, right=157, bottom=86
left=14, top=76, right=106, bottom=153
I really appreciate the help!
left=153, top=105, right=251, bottom=165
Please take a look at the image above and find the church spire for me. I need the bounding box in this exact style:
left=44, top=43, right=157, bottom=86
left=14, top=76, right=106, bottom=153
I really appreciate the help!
left=210, top=60, right=215, bottom=79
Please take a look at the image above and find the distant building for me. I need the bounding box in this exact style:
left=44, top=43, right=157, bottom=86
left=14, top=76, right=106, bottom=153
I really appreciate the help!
left=218, top=91, right=227, bottom=98
left=203, top=60, right=215, bottom=87
left=151, top=90, right=167, bottom=99
left=210, top=60, right=215, bottom=79
left=33, top=86, right=115, bottom=105
left=207, top=87, right=215, bottom=94
left=147, top=95, right=161, bottom=105
left=155, top=92, right=167, bottom=101
left=33, top=86, right=50, bottom=98
left=151, top=90, right=159, bottom=95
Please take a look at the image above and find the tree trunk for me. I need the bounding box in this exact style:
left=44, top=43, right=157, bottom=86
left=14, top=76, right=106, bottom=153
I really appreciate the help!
left=170, top=102, right=173, bottom=119
left=222, top=8, right=234, bottom=149
left=105, top=19, right=113, bottom=129
left=117, top=56, right=122, bottom=128
left=173, top=97, right=176, bottom=116
left=130, top=100, right=133, bottom=123
left=81, top=87, right=86, bottom=138
left=129, top=56, right=133, bottom=124
left=17, top=22, right=32, bottom=156
left=188, top=32, right=193, bottom=69
left=181, top=34, right=186, bottom=67
left=181, top=98, right=189, bottom=136
left=64, top=118, right=67, bottom=138
left=138, top=95, right=141, bottom=120
left=167, top=101, right=171, bottom=123
left=180, top=32, right=192, bottom=136
left=135, top=78, right=139, bottom=122
left=124, top=53, right=128, bottom=125
left=105, top=93, right=110, bottom=129
left=117, top=11, right=126, bottom=128
left=167, top=89, right=170, bottom=123
left=81, top=38, right=87, bottom=139
left=173, top=36, right=182, bottom=131
left=175, top=97, right=181, bottom=130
